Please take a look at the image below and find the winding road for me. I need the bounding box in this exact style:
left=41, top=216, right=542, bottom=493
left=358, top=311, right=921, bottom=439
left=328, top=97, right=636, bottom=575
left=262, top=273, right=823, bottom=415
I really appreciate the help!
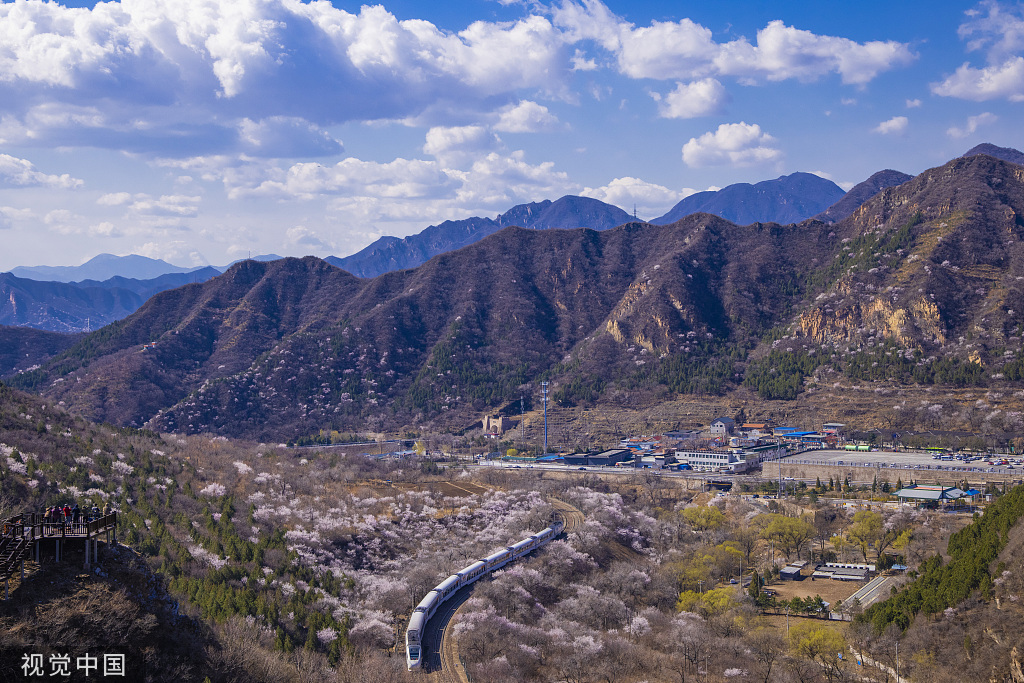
left=424, top=497, right=585, bottom=683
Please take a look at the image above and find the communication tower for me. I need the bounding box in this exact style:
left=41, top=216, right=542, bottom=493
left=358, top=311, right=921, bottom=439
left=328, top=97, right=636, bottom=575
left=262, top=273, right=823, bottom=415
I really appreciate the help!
left=541, top=382, right=549, bottom=454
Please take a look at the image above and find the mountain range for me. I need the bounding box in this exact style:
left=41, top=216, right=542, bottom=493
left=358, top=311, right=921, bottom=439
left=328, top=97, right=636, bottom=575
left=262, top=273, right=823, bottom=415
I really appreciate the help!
left=10, top=150, right=1024, bottom=441
left=2, top=177, right=850, bottom=331
left=326, top=195, right=634, bottom=278
left=11, top=253, right=204, bottom=283
left=0, top=268, right=221, bottom=333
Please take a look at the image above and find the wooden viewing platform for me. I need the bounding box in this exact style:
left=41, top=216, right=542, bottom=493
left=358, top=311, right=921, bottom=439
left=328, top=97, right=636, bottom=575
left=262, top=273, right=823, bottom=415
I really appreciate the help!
left=0, top=512, right=118, bottom=598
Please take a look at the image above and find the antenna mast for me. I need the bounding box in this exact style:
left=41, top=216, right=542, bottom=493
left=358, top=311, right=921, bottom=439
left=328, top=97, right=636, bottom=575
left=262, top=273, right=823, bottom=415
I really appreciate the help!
left=541, top=382, right=549, bottom=455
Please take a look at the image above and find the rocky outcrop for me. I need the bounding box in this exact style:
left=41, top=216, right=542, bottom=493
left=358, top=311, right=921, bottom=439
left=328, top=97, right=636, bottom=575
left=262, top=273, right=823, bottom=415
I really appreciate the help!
left=798, top=297, right=945, bottom=347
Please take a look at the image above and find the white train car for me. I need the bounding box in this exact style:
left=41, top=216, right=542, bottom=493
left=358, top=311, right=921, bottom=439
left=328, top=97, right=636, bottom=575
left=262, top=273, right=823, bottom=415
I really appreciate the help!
left=414, top=591, right=440, bottom=620
left=434, top=574, right=461, bottom=601
left=484, top=547, right=513, bottom=571
left=406, top=610, right=427, bottom=670
left=407, top=516, right=566, bottom=670
left=457, top=560, right=487, bottom=586
left=509, top=537, right=535, bottom=558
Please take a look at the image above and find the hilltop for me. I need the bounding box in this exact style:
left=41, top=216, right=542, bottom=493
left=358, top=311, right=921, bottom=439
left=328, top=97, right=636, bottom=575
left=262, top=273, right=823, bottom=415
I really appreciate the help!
left=327, top=195, right=633, bottom=278
left=963, top=142, right=1024, bottom=165
left=814, top=169, right=913, bottom=223
left=653, top=172, right=845, bottom=225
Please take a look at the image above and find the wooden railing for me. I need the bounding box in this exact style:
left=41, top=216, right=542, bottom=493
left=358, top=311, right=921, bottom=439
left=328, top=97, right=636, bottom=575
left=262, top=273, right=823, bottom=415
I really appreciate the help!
left=1, top=512, right=117, bottom=541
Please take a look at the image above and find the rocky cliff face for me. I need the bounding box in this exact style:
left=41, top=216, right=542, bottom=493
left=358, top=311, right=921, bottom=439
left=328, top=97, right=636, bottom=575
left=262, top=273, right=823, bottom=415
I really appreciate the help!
left=798, top=297, right=945, bottom=347
left=787, top=154, right=1024, bottom=363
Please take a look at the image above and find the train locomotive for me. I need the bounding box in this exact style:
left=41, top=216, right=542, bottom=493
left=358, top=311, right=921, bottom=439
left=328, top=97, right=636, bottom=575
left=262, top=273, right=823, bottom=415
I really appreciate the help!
left=405, top=517, right=564, bottom=670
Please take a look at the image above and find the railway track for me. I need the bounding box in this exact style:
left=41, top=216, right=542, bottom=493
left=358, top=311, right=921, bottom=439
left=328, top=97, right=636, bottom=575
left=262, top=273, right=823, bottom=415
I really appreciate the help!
left=549, top=497, right=585, bottom=534
left=423, top=581, right=474, bottom=683
left=426, top=497, right=586, bottom=683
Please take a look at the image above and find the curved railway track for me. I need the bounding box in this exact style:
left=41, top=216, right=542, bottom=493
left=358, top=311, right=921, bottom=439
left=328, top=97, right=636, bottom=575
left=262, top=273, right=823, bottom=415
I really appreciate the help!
left=426, top=497, right=585, bottom=683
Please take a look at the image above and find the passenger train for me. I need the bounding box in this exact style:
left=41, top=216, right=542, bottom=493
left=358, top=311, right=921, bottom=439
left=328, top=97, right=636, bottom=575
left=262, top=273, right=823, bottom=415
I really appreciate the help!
left=405, top=517, right=564, bottom=670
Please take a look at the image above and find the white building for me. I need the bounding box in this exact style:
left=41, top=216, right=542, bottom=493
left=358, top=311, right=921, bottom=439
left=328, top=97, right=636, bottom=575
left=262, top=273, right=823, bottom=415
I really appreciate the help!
left=709, top=417, right=736, bottom=436
left=675, top=448, right=750, bottom=473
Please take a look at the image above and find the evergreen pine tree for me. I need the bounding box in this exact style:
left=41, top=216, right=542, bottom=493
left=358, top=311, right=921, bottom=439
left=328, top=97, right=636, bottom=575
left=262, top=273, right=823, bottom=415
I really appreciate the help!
left=748, top=570, right=762, bottom=599
left=274, top=627, right=286, bottom=652
left=328, top=639, right=342, bottom=667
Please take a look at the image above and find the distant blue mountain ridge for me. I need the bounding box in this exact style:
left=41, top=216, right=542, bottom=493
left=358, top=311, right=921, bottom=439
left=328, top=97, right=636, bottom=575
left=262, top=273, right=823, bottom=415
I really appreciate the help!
left=9, top=253, right=282, bottom=283
left=0, top=268, right=222, bottom=333
left=326, top=195, right=635, bottom=278
left=651, top=172, right=846, bottom=226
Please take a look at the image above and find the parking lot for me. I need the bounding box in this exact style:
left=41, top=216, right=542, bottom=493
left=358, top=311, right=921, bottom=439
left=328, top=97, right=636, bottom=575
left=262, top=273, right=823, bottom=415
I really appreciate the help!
left=782, top=449, right=1022, bottom=475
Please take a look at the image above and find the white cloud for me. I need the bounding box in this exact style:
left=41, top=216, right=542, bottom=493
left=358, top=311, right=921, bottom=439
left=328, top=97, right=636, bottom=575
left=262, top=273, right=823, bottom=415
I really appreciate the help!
left=906, top=98, right=922, bottom=108
left=238, top=117, right=343, bottom=158
left=285, top=226, right=333, bottom=252
left=580, top=176, right=690, bottom=217
left=873, top=116, right=908, bottom=135
left=97, top=192, right=132, bottom=206
left=89, top=222, right=121, bottom=238
left=0, top=154, right=83, bottom=189
left=570, top=49, right=598, bottom=71
left=135, top=241, right=205, bottom=265
left=454, top=150, right=576, bottom=206
left=553, top=3, right=915, bottom=84
left=233, top=157, right=458, bottom=201
left=958, top=0, right=1024, bottom=63
left=127, top=195, right=202, bottom=218
left=947, top=111, right=998, bottom=138
left=423, top=125, right=501, bottom=168
left=681, top=122, right=781, bottom=167
left=653, top=78, right=727, bottom=118
left=932, top=57, right=1024, bottom=101
left=40, top=209, right=84, bottom=234
left=713, top=21, right=916, bottom=85
left=0, top=0, right=569, bottom=155
left=933, top=3, right=1024, bottom=101
left=494, top=101, right=560, bottom=133
left=0, top=206, right=35, bottom=230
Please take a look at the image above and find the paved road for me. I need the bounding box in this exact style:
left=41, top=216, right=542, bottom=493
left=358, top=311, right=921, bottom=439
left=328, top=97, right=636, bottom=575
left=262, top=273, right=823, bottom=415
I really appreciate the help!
left=847, top=574, right=900, bottom=610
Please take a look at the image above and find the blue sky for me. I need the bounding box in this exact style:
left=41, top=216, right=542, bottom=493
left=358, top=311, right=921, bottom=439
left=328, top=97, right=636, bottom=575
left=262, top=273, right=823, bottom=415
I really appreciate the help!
left=0, top=0, right=1022, bottom=271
